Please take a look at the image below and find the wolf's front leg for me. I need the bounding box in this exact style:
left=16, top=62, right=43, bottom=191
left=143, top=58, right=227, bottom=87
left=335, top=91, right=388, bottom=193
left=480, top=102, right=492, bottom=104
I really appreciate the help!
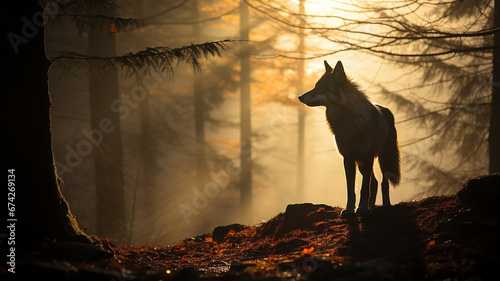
left=341, top=158, right=356, bottom=217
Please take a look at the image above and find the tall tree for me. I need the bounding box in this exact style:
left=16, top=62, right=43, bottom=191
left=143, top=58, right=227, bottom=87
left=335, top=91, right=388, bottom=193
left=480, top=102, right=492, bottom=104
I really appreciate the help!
left=296, top=0, right=306, bottom=201
left=491, top=0, right=500, bottom=173
left=136, top=0, right=160, bottom=245
left=240, top=0, right=253, bottom=220
left=88, top=25, right=127, bottom=244
left=4, top=1, right=93, bottom=256
left=193, top=0, right=209, bottom=188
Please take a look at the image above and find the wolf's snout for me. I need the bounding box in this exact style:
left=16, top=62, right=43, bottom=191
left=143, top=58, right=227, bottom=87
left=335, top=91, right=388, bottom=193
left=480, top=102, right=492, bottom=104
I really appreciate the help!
left=298, top=93, right=312, bottom=106
left=299, top=90, right=324, bottom=107
left=298, top=90, right=313, bottom=104
left=298, top=94, right=305, bottom=103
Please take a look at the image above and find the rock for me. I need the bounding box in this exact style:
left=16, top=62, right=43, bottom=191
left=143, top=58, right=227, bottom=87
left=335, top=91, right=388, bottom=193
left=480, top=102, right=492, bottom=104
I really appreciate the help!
left=277, top=203, right=335, bottom=236
left=212, top=224, right=247, bottom=242
left=457, top=174, right=500, bottom=208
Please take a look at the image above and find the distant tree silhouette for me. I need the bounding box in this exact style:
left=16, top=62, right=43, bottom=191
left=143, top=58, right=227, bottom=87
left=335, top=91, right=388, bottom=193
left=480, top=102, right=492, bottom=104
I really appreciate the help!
left=192, top=0, right=209, bottom=190
left=296, top=0, right=306, bottom=201
left=88, top=16, right=127, bottom=244
left=240, top=0, right=253, bottom=220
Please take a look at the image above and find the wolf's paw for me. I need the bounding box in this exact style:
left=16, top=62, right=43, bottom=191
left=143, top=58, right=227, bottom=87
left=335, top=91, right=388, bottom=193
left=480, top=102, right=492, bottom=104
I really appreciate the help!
left=340, top=208, right=355, bottom=218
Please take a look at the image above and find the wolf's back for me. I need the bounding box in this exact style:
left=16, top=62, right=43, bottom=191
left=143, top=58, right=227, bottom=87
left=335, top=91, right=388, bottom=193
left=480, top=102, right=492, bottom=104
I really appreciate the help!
left=378, top=106, right=401, bottom=186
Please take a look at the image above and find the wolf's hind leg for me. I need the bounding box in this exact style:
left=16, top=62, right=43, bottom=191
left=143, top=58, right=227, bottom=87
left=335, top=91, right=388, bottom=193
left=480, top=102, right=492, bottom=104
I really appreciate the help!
left=357, top=158, right=374, bottom=214
left=341, top=158, right=356, bottom=217
left=381, top=174, right=391, bottom=206
left=369, top=172, right=378, bottom=208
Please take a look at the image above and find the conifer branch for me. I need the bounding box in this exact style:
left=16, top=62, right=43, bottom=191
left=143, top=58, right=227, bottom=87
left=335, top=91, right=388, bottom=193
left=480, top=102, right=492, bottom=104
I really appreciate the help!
left=51, top=40, right=239, bottom=77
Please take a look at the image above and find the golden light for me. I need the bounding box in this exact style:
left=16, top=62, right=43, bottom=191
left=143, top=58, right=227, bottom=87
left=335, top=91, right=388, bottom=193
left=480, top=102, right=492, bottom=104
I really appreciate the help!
left=284, top=0, right=380, bottom=80
left=305, top=0, right=356, bottom=15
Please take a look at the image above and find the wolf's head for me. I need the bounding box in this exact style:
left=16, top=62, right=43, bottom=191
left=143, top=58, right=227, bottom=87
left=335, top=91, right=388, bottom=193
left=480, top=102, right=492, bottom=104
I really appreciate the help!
left=298, top=60, right=347, bottom=107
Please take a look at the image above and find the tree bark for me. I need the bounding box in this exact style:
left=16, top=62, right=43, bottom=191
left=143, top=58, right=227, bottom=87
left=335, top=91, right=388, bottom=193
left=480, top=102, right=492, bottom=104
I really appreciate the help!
left=88, top=27, right=127, bottom=244
left=240, top=0, right=252, bottom=220
left=490, top=0, right=500, bottom=173
left=4, top=1, right=92, bottom=256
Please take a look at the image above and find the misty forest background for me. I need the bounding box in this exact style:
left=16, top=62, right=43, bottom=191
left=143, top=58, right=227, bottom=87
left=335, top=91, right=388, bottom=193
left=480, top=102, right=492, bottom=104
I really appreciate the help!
left=44, top=0, right=497, bottom=245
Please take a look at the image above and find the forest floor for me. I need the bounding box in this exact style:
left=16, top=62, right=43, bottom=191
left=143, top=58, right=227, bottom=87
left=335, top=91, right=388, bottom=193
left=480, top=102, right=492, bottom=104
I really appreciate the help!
left=6, top=174, right=500, bottom=280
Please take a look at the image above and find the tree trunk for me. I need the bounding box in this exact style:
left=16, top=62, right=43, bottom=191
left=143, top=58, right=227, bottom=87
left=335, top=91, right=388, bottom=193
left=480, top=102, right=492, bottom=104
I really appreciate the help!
left=296, top=0, right=306, bottom=201
left=4, top=2, right=92, bottom=256
left=136, top=0, right=158, bottom=245
left=193, top=0, right=208, bottom=188
left=88, top=27, right=127, bottom=244
left=139, top=92, right=157, bottom=241
left=240, top=0, right=252, bottom=220
left=491, top=0, right=500, bottom=174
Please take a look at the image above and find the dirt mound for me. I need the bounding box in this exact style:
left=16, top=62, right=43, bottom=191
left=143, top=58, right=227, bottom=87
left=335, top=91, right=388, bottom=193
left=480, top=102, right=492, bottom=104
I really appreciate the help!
left=212, top=224, right=247, bottom=243
left=457, top=174, right=500, bottom=208
left=255, top=203, right=340, bottom=239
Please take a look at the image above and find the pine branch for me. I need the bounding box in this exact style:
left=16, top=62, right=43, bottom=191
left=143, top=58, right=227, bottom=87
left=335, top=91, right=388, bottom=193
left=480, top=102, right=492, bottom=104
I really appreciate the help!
left=50, top=40, right=239, bottom=77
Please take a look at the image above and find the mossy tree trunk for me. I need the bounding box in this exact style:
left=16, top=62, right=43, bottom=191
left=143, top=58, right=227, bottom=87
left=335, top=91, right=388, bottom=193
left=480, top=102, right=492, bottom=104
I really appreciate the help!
left=490, top=0, right=500, bottom=174
left=4, top=2, right=92, bottom=256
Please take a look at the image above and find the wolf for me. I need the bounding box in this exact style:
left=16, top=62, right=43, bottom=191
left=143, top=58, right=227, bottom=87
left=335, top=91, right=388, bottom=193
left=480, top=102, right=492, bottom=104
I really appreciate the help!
left=298, top=60, right=400, bottom=216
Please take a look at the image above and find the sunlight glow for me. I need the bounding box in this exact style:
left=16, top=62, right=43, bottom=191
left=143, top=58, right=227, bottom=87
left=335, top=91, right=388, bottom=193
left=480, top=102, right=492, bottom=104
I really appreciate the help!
left=305, top=0, right=356, bottom=15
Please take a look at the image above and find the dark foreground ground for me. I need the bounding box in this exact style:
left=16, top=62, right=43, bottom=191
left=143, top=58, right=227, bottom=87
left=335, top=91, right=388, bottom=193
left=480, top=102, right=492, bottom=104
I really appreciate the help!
left=4, top=175, right=500, bottom=280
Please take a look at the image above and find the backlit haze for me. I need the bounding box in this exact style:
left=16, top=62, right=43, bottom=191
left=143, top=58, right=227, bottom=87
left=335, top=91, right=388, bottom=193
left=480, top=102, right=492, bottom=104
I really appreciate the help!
left=46, top=0, right=471, bottom=245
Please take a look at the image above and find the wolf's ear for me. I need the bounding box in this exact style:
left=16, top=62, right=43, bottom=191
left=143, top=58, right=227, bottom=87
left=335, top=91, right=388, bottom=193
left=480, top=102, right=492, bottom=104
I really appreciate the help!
left=332, top=61, right=346, bottom=83
left=324, top=60, right=333, bottom=73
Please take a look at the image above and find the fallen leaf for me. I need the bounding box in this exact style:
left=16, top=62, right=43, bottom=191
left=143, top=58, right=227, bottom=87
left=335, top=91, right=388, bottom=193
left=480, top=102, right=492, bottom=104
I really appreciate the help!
left=302, top=246, right=314, bottom=255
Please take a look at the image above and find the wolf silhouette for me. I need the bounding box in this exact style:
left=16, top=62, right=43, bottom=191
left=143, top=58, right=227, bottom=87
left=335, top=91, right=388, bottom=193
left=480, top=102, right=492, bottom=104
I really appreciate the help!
left=299, top=61, right=400, bottom=216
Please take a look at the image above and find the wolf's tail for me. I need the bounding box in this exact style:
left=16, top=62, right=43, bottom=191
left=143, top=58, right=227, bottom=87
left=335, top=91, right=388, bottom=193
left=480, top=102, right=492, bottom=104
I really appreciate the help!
left=378, top=107, right=401, bottom=186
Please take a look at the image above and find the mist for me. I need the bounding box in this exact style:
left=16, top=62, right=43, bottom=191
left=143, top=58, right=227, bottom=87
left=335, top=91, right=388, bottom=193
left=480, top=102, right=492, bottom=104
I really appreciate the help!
left=44, top=0, right=490, bottom=245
